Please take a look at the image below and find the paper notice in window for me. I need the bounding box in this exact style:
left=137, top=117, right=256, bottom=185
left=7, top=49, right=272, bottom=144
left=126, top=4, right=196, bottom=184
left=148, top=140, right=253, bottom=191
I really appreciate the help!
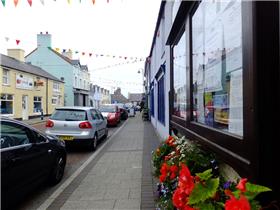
left=229, top=69, right=243, bottom=136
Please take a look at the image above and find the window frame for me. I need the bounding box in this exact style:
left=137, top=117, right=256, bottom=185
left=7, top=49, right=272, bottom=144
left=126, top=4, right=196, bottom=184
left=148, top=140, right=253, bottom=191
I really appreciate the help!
left=168, top=1, right=257, bottom=177
left=2, top=69, right=10, bottom=85
left=0, top=93, right=14, bottom=116
left=33, top=96, right=43, bottom=113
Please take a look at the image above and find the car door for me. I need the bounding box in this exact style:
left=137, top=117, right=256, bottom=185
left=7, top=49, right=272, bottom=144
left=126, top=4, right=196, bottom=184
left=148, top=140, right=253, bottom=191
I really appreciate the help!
left=90, top=109, right=102, bottom=138
left=97, top=110, right=106, bottom=136
left=0, top=121, right=48, bottom=207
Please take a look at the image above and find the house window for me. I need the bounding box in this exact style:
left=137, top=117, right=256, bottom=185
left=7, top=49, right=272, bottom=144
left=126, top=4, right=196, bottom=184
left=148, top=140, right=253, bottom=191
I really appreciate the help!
left=52, top=95, right=58, bottom=105
left=0, top=94, right=13, bottom=115
left=33, top=96, right=42, bottom=113
left=173, top=31, right=187, bottom=119
left=158, top=75, right=165, bottom=124
left=150, top=87, right=155, bottom=117
left=191, top=0, right=243, bottom=136
left=53, top=82, right=60, bottom=92
left=2, top=69, right=9, bottom=85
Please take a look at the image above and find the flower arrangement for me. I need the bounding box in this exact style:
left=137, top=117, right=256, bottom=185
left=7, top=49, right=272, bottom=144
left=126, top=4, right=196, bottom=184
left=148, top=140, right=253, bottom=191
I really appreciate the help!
left=152, top=135, right=272, bottom=210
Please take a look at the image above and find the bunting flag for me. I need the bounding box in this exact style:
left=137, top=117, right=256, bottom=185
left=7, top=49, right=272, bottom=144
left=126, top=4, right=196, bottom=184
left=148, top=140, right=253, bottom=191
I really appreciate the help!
left=1, top=0, right=5, bottom=7
left=16, top=40, right=20, bottom=45
left=89, top=53, right=92, bottom=57
left=40, top=0, right=44, bottom=5
left=14, top=0, right=18, bottom=7
left=92, top=0, right=95, bottom=4
left=82, top=52, right=85, bottom=56
left=67, top=0, right=70, bottom=4
left=27, top=0, right=32, bottom=6
left=5, top=37, right=9, bottom=42
left=55, top=48, right=60, bottom=52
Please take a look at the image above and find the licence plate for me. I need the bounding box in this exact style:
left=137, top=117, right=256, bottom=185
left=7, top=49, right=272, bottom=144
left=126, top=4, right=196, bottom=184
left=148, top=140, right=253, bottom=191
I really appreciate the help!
left=59, top=136, right=74, bottom=141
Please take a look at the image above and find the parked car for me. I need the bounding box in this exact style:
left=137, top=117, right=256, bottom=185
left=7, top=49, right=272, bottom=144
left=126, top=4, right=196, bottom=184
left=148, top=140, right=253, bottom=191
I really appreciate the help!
left=1, top=117, right=66, bottom=210
left=45, top=107, right=108, bottom=150
left=119, top=108, right=128, bottom=120
left=99, top=104, right=121, bottom=126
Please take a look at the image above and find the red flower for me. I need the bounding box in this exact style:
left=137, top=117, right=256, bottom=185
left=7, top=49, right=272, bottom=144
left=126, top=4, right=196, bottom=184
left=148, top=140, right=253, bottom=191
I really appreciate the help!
left=165, top=136, right=175, bottom=147
left=173, top=188, right=196, bottom=210
left=225, top=195, right=251, bottom=210
left=159, top=174, right=167, bottom=183
left=236, top=178, right=247, bottom=192
left=159, top=163, right=169, bottom=182
left=178, top=164, right=194, bottom=195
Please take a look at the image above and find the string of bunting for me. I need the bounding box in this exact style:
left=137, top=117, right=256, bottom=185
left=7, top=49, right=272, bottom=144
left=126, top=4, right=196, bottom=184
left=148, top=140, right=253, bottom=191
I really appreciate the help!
left=1, top=0, right=111, bottom=7
left=2, top=37, right=145, bottom=61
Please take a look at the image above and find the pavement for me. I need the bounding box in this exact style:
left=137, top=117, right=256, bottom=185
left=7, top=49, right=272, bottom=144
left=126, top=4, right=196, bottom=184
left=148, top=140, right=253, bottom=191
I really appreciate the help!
left=22, top=116, right=49, bottom=125
left=23, top=112, right=160, bottom=210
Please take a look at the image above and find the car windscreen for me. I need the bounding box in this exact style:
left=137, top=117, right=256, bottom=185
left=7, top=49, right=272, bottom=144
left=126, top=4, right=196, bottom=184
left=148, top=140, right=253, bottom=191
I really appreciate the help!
left=50, top=109, right=87, bottom=121
left=99, top=106, right=115, bottom=113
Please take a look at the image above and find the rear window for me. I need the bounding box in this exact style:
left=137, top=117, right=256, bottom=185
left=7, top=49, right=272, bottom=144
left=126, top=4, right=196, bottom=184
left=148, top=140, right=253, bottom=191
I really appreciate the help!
left=50, top=109, right=87, bottom=121
left=99, top=106, right=116, bottom=113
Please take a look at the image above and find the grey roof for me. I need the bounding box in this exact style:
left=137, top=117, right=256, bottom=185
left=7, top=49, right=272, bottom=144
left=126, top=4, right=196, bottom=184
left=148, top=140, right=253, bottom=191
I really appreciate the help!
left=81, top=65, right=88, bottom=71
left=0, top=54, right=62, bottom=82
left=128, top=93, right=144, bottom=102
left=71, top=59, right=80, bottom=65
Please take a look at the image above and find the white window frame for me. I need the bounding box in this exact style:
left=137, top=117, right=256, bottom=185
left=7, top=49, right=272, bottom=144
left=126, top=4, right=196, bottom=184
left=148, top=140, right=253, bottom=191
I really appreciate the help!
left=52, top=95, right=58, bottom=105
left=53, top=82, right=60, bottom=93
left=0, top=93, right=14, bottom=116
left=2, top=69, right=10, bottom=85
left=33, top=96, right=42, bottom=113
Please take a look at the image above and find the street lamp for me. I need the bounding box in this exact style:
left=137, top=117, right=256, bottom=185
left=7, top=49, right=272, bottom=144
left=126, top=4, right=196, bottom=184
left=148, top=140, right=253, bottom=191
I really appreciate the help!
left=138, top=68, right=144, bottom=93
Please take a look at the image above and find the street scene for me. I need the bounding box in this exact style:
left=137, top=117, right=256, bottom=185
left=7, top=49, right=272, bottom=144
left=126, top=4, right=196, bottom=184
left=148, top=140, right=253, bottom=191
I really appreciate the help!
left=1, top=0, right=280, bottom=210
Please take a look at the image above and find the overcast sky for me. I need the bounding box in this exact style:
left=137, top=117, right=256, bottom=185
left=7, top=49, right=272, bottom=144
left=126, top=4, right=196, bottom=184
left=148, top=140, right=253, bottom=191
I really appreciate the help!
left=0, top=0, right=161, bottom=97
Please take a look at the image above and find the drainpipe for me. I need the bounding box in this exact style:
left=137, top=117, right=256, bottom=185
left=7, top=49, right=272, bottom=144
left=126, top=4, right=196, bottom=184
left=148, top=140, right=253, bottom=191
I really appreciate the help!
left=46, top=78, right=48, bottom=115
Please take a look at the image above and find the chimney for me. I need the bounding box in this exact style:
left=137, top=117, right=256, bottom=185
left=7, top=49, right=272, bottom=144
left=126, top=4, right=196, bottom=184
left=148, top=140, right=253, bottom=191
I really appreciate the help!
left=7, top=49, right=25, bottom=62
left=37, top=32, right=52, bottom=48
left=63, top=49, right=72, bottom=59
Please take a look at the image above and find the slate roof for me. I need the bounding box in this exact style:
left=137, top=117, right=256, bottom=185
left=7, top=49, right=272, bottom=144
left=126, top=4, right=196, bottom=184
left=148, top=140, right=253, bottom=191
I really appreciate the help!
left=0, top=54, right=62, bottom=82
left=111, top=88, right=129, bottom=104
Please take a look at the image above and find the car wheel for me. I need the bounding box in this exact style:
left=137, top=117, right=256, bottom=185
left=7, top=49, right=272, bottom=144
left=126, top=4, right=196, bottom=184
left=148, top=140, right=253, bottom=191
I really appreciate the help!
left=104, top=128, right=108, bottom=139
left=89, top=134, right=97, bottom=151
left=49, top=155, right=65, bottom=185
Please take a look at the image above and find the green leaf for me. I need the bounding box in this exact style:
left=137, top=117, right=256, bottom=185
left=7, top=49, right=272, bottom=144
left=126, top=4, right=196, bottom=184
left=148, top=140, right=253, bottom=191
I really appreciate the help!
left=188, top=178, right=219, bottom=205
left=194, top=202, right=216, bottom=210
left=196, top=169, right=213, bottom=181
left=244, top=182, right=272, bottom=200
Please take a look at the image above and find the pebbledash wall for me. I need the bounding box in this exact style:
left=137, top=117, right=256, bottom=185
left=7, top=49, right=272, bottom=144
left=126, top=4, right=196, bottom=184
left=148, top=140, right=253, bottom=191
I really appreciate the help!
left=145, top=0, right=280, bottom=203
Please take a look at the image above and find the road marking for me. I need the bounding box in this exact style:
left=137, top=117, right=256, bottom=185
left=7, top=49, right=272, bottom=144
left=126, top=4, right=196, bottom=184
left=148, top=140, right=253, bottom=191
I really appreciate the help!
left=37, top=120, right=128, bottom=210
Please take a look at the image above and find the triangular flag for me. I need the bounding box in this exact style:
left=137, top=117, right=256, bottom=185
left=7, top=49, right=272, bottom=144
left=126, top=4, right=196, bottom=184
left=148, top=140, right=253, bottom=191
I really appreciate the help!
left=27, top=0, right=32, bottom=6
left=75, top=51, right=79, bottom=54
left=107, top=0, right=109, bottom=3
left=40, top=0, right=44, bottom=5
left=89, top=53, right=92, bottom=57
left=67, top=0, right=70, bottom=4
left=55, top=48, right=60, bottom=52
left=5, top=37, right=9, bottom=42
left=1, top=0, right=5, bottom=7
left=82, top=52, right=85, bottom=56
left=14, top=0, right=18, bottom=7
left=16, top=40, right=20, bottom=45
left=92, top=0, right=95, bottom=4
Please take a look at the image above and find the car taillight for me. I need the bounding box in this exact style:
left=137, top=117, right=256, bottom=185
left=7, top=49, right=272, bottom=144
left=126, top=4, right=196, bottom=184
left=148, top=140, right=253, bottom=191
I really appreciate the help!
left=46, top=119, right=54, bottom=128
left=79, top=121, right=92, bottom=129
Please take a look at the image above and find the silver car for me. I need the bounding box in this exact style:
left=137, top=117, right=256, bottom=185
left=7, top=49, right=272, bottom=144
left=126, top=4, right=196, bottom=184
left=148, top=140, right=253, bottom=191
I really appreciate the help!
left=45, top=107, right=108, bottom=150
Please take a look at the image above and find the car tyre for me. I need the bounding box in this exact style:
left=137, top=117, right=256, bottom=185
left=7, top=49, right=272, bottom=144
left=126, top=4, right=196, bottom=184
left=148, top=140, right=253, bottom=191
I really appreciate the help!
left=49, top=154, right=65, bottom=185
left=89, top=134, right=97, bottom=151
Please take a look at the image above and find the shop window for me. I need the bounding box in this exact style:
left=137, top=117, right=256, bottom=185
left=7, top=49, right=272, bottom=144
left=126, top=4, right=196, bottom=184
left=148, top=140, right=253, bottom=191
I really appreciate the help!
left=53, top=82, right=60, bottom=92
left=33, top=96, right=42, bottom=113
left=191, top=0, right=243, bottom=136
left=0, top=94, right=13, bottom=115
left=158, top=75, right=165, bottom=124
left=2, top=69, right=9, bottom=85
left=173, top=31, right=187, bottom=119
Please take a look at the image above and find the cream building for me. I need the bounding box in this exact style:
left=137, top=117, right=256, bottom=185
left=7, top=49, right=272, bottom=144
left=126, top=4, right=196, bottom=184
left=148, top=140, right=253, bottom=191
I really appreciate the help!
left=0, top=49, right=64, bottom=120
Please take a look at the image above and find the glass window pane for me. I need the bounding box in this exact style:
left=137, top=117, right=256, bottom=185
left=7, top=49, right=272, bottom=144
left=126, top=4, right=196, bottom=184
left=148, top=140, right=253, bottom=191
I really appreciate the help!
left=173, top=31, right=187, bottom=119
left=192, top=0, right=243, bottom=136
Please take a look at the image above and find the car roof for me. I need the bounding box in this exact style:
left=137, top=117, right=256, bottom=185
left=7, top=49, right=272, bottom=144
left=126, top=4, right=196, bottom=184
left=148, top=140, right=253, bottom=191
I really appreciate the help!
left=55, top=106, right=95, bottom=111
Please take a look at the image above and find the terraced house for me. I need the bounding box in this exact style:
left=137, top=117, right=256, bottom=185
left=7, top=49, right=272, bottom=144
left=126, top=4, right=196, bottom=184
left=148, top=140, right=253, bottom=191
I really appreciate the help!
left=145, top=0, right=280, bottom=203
left=0, top=49, right=64, bottom=120
left=26, top=32, right=90, bottom=106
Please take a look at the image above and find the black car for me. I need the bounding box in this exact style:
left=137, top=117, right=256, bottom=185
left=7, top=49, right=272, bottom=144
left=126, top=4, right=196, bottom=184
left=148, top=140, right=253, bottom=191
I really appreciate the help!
left=119, top=108, right=128, bottom=120
left=0, top=117, right=67, bottom=209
